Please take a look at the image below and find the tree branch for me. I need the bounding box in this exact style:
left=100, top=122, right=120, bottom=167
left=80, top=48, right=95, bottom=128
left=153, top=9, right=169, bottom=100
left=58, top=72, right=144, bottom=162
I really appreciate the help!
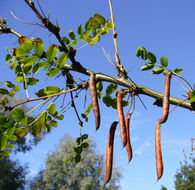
left=1, top=15, right=193, bottom=111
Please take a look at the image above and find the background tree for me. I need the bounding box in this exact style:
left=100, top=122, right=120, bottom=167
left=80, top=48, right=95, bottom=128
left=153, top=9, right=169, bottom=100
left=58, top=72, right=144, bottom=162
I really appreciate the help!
left=174, top=156, right=195, bottom=190
left=0, top=158, right=27, bottom=190
left=30, top=134, right=121, bottom=190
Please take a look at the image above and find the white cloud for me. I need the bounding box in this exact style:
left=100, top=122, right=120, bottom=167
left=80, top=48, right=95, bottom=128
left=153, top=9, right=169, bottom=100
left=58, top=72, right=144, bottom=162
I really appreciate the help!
left=134, top=142, right=151, bottom=155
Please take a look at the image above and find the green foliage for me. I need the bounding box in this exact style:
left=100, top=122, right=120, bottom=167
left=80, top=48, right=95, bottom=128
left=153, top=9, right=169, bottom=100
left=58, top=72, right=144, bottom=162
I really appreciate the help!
left=190, top=89, right=195, bottom=104
left=33, top=38, right=44, bottom=57
left=174, top=156, right=195, bottom=190
left=136, top=46, right=183, bottom=75
left=46, top=44, right=59, bottom=63
left=102, top=88, right=129, bottom=109
left=30, top=135, right=121, bottom=190
left=0, top=158, right=27, bottom=189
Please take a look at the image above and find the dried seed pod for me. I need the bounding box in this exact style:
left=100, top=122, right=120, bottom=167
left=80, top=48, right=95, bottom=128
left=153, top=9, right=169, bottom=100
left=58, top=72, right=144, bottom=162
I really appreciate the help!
left=160, top=70, right=172, bottom=124
left=155, top=121, right=163, bottom=180
left=105, top=121, right=118, bottom=184
left=117, top=89, right=127, bottom=147
left=89, top=73, right=100, bottom=130
left=125, top=113, right=133, bottom=163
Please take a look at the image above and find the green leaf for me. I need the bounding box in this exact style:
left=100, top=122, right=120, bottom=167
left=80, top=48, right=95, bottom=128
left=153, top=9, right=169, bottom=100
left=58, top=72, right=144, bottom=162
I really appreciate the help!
left=68, top=30, right=76, bottom=40
left=75, top=154, right=81, bottom=163
left=0, top=135, right=8, bottom=151
left=111, top=98, right=117, bottom=109
left=160, top=57, right=168, bottom=67
left=152, top=67, right=164, bottom=74
left=5, top=144, right=15, bottom=149
left=44, top=86, right=60, bottom=95
left=47, top=103, right=57, bottom=117
left=84, top=104, right=92, bottom=116
left=81, top=134, right=88, bottom=140
left=58, top=52, right=69, bottom=69
left=103, top=95, right=112, bottom=107
left=5, top=81, right=15, bottom=88
left=72, top=39, right=78, bottom=46
left=96, top=81, right=103, bottom=92
left=8, top=91, right=15, bottom=97
left=56, top=114, right=64, bottom=120
left=174, top=68, right=183, bottom=74
left=62, top=36, right=70, bottom=45
left=15, top=76, right=24, bottom=82
left=136, top=46, right=141, bottom=57
left=18, top=116, right=28, bottom=125
left=27, top=78, right=39, bottom=85
left=64, top=158, right=73, bottom=163
left=13, top=85, right=20, bottom=92
left=106, top=83, right=117, bottom=95
left=81, top=142, right=89, bottom=148
left=11, top=107, right=25, bottom=121
left=33, top=38, right=44, bottom=57
left=79, top=31, right=92, bottom=42
left=46, top=67, right=60, bottom=77
left=6, top=54, right=12, bottom=63
left=3, top=151, right=10, bottom=157
left=140, top=47, right=147, bottom=60
left=33, top=61, right=50, bottom=74
left=18, top=36, right=33, bottom=51
left=94, top=14, right=106, bottom=25
left=74, top=147, right=82, bottom=154
left=85, top=20, right=92, bottom=32
left=147, top=52, right=156, bottom=63
left=15, top=127, right=29, bottom=138
left=23, top=65, right=32, bottom=75
left=122, top=100, right=129, bottom=107
left=92, top=35, right=100, bottom=44
left=6, top=126, right=16, bottom=138
left=0, top=116, right=14, bottom=128
left=190, top=89, right=195, bottom=104
left=31, top=112, right=47, bottom=136
left=9, top=135, right=17, bottom=141
left=22, top=55, right=39, bottom=66
left=77, top=24, right=83, bottom=35
left=0, top=97, right=9, bottom=106
left=0, top=88, right=9, bottom=94
left=46, top=44, right=59, bottom=63
left=12, top=47, right=29, bottom=57
left=141, top=63, right=154, bottom=70
left=76, top=137, right=82, bottom=145
left=49, top=120, right=58, bottom=128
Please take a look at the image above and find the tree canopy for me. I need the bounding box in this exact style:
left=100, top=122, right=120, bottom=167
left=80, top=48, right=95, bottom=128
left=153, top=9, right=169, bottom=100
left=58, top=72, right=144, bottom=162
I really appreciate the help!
left=30, top=135, right=121, bottom=190
left=174, top=156, right=195, bottom=190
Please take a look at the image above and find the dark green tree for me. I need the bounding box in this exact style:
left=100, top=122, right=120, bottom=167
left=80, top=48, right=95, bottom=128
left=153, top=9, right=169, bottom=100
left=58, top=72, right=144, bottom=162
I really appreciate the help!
left=30, top=135, right=121, bottom=190
left=174, top=156, right=195, bottom=190
left=0, top=158, right=27, bottom=190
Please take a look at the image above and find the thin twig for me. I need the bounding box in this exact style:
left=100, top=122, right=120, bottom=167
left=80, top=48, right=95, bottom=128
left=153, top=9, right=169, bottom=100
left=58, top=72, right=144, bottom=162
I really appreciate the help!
left=4, top=86, right=83, bottom=111
left=108, top=0, right=120, bottom=67
left=70, top=92, right=83, bottom=126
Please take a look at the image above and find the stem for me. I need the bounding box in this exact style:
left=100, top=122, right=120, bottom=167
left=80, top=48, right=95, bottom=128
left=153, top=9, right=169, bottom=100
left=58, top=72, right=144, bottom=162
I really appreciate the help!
left=4, top=86, right=82, bottom=111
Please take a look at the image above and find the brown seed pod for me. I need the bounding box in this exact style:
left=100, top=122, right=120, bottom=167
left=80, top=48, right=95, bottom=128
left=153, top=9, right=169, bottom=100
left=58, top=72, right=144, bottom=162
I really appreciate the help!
left=160, top=70, right=172, bottom=124
left=117, top=88, right=127, bottom=147
left=105, top=121, right=118, bottom=184
left=155, top=121, right=163, bottom=180
left=89, top=73, right=100, bottom=130
left=125, top=113, right=133, bottom=163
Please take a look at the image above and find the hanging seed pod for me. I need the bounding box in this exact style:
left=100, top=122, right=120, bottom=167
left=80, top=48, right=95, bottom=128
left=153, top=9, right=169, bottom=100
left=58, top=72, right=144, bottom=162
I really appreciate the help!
left=155, top=121, right=163, bottom=180
left=89, top=73, right=100, bottom=130
left=160, top=70, right=172, bottom=124
left=117, top=88, right=127, bottom=147
left=125, top=113, right=133, bottom=163
left=105, top=121, right=118, bottom=184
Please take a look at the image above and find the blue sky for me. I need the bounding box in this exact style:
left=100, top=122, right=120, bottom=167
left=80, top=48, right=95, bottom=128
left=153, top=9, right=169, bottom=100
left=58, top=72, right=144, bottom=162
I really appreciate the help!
left=0, top=0, right=195, bottom=190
